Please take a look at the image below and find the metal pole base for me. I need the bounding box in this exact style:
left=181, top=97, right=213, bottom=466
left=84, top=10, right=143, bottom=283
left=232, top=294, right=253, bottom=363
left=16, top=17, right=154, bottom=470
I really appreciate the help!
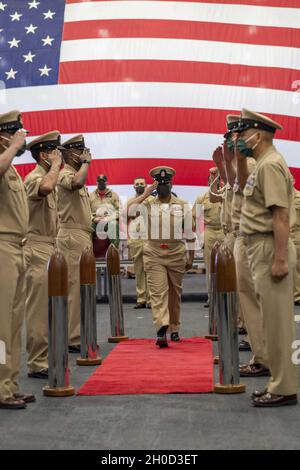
left=76, top=357, right=102, bottom=366
left=43, top=385, right=75, bottom=397
left=213, top=356, right=219, bottom=365
left=205, top=334, right=218, bottom=341
left=108, top=335, right=129, bottom=343
left=214, top=383, right=246, bottom=394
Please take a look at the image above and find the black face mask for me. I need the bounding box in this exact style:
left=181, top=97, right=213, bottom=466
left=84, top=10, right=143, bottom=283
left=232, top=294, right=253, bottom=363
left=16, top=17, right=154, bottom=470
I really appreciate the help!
left=157, top=184, right=171, bottom=198
left=135, top=186, right=145, bottom=195
left=98, top=182, right=106, bottom=191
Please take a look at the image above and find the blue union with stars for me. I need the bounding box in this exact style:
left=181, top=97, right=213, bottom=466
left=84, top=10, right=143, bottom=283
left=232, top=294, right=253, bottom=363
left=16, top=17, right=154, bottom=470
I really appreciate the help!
left=0, top=0, right=65, bottom=89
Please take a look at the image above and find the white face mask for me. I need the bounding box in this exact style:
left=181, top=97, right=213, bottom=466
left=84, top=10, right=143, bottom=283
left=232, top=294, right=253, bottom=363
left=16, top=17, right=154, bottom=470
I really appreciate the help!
left=244, top=132, right=259, bottom=151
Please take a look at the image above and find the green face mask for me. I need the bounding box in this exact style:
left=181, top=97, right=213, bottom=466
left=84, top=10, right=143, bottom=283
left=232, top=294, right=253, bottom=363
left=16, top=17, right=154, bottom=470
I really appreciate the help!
left=226, top=136, right=235, bottom=153
left=236, top=132, right=258, bottom=158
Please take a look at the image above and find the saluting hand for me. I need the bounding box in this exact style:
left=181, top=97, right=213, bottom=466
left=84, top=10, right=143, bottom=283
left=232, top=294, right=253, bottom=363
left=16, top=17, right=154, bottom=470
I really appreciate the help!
left=10, top=129, right=26, bottom=150
left=271, top=259, right=289, bottom=281
left=212, top=146, right=223, bottom=165
left=145, top=181, right=158, bottom=196
left=48, top=149, right=62, bottom=166
left=80, top=148, right=92, bottom=163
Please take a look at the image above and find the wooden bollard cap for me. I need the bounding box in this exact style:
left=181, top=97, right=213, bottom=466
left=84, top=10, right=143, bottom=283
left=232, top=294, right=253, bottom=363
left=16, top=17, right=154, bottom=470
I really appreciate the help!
left=215, top=243, right=237, bottom=293
left=210, top=240, right=221, bottom=274
left=48, top=249, right=68, bottom=296
left=80, top=247, right=96, bottom=285
left=106, top=244, right=120, bottom=276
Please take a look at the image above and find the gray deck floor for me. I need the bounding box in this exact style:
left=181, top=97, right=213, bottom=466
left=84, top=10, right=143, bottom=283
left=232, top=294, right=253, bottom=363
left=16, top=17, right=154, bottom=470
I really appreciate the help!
left=1, top=274, right=300, bottom=450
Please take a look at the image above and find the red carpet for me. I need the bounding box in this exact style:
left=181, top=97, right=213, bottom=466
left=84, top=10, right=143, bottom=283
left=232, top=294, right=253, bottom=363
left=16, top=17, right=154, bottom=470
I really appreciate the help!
left=77, top=337, right=213, bottom=395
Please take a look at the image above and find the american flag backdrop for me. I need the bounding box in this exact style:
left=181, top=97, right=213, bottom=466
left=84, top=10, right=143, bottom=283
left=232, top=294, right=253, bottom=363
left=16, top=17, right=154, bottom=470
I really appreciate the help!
left=0, top=0, right=300, bottom=202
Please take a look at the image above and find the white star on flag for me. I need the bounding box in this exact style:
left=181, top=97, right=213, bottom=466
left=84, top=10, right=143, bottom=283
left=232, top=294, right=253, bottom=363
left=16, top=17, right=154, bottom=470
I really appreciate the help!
left=43, top=10, right=56, bottom=20
left=10, top=11, right=23, bottom=22
left=8, top=38, right=21, bottom=48
left=5, top=68, right=18, bottom=80
left=28, top=1, right=40, bottom=8
left=42, top=35, right=54, bottom=46
left=0, top=3, right=7, bottom=11
left=39, top=65, right=52, bottom=76
left=23, top=51, right=36, bottom=63
left=25, top=24, right=38, bottom=34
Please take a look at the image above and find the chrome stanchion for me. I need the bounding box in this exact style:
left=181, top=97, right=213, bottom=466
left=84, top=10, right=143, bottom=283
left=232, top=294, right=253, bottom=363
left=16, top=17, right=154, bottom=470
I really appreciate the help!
left=77, top=247, right=102, bottom=366
left=106, top=244, right=128, bottom=343
left=43, top=250, right=75, bottom=397
left=214, top=244, right=245, bottom=394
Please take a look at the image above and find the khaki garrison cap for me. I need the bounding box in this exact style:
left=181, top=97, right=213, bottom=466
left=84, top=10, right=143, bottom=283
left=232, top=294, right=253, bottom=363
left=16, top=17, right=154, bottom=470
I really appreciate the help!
left=0, top=109, right=23, bottom=132
left=238, top=108, right=283, bottom=134
left=27, top=131, right=62, bottom=152
left=150, top=166, right=176, bottom=184
left=62, top=134, right=86, bottom=150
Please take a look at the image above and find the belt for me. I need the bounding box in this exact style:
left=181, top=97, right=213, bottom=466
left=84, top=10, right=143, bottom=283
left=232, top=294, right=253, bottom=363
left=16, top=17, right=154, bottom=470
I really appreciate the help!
left=27, top=236, right=56, bottom=244
left=147, top=240, right=184, bottom=249
left=0, top=234, right=27, bottom=246
left=59, top=223, right=93, bottom=233
left=241, top=232, right=273, bottom=244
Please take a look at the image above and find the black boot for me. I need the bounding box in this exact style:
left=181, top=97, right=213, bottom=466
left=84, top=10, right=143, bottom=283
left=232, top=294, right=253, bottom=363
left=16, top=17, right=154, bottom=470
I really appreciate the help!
left=156, top=326, right=168, bottom=348
left=170, top=332, right=180, bottom=342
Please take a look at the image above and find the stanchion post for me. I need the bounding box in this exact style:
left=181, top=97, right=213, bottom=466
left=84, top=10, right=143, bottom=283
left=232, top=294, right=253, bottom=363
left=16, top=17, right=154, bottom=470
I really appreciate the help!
left=214, top=244, right=246, bottom=394
left=43, top=250, right=75, bottom=397
left=106, top=244, right=128, bottom=343
left=77, top=247, right=102, bottom=366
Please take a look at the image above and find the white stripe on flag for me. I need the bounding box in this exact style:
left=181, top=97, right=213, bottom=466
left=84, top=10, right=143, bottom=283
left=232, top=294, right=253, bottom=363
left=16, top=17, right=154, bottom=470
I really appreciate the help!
left=60, top=38, right=300, bottom=71
left=64, top=1, right=300, bottom=29
left=1, top=83, right=299, bottom=117
left=18, top=132, right=300, bottom=168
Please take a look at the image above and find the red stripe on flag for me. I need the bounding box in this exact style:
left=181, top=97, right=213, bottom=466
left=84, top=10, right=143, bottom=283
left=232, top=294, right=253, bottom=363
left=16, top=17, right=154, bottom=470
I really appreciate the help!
left=62, top=19, right=300, bottom=48
left=22, top=107, right=300, bottom=143
left=14, top=160, right=300, bottom=189
left=59, top=59, right=299, bottom=93
left=65, top=0, right=300, bottom=8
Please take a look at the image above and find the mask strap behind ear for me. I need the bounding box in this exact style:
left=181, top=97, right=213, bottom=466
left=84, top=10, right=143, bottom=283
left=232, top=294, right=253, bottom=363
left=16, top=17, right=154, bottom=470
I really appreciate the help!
left=245, top=132, right=259, bottom=144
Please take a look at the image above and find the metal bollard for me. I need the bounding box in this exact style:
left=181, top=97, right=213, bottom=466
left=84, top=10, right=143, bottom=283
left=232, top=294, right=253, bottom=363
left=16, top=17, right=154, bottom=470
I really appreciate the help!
left=205, top=241, right=221, bottom=341
left=43, top=250, right=75, bottom=397
left=77, top=247, right=102, bottom=366
left=214, top=244, right=246, bottom=394
left=106, top=244, right=128, bottom=343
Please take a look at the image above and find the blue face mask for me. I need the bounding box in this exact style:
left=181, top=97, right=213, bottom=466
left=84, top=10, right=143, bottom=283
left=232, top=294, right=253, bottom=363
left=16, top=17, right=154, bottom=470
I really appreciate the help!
left=236, top=132, right=258, bottom=158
